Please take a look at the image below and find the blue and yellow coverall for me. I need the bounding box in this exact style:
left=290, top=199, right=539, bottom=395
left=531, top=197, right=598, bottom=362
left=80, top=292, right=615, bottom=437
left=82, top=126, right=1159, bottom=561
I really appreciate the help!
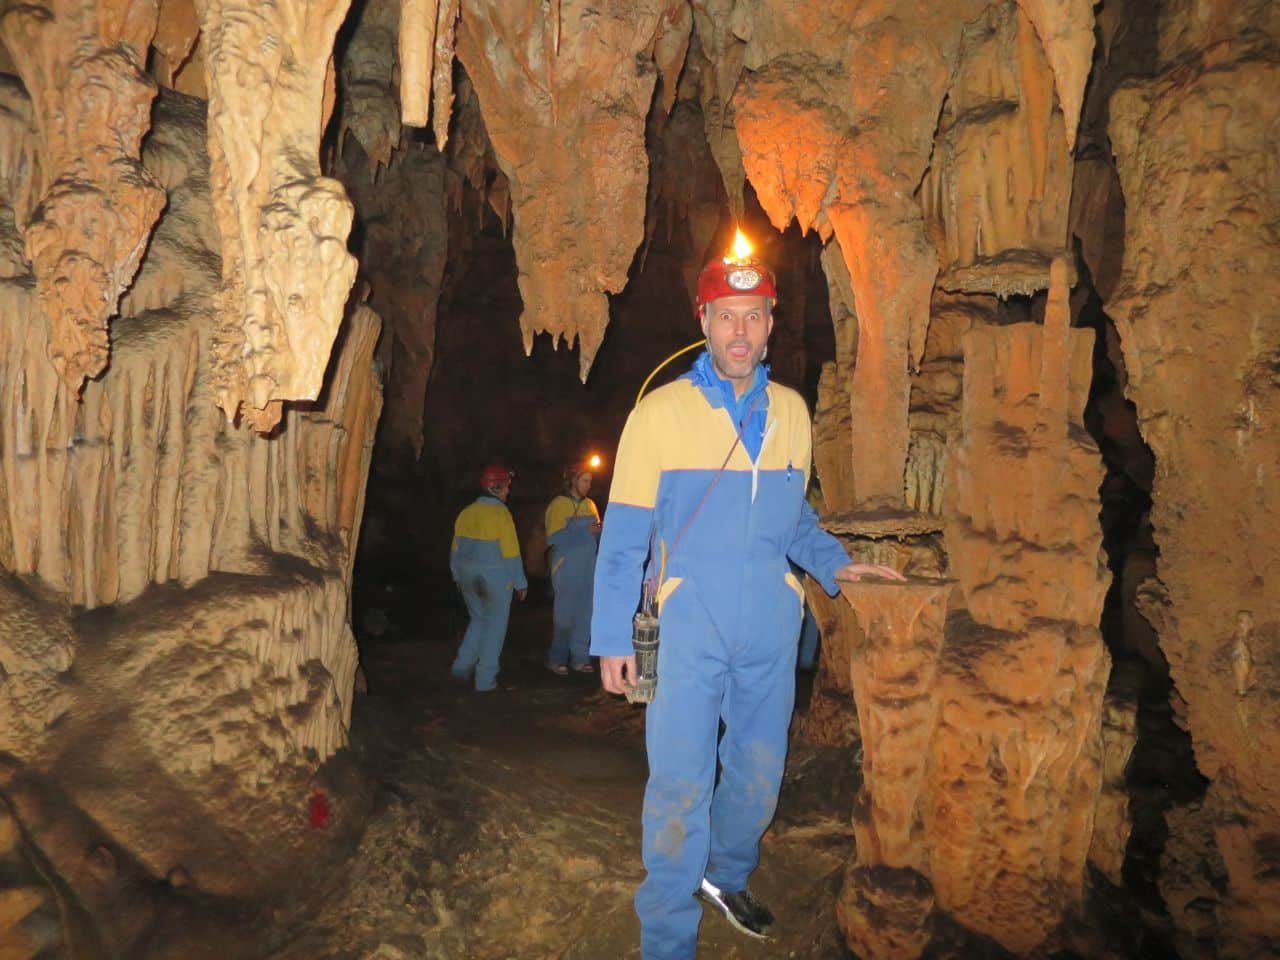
left=450, top=495, right=527, bottom=691
left=545, top=493, right=601, bottom=669
left=591, top=352, right=850, bottom=959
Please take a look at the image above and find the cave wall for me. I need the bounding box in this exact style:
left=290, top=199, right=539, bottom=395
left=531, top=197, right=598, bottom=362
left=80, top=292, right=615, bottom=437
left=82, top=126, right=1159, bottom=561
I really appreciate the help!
left=0, top=0, right=1274, bottom=956
left=0, top=3, right=381, bottom=945
left=1105, top=4, right=1280, bottom=954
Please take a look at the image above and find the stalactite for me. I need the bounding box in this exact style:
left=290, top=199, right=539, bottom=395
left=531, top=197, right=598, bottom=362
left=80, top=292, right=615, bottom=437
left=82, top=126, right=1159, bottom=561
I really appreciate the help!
left=454, top=0, right=688, bottom=379
left=194, top=0, right=359, bottom=432
left=0, top=0, right=166, bottom=391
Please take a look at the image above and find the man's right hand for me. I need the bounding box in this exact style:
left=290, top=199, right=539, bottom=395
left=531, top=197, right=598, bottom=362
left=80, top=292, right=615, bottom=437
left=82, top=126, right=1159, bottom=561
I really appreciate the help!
left=600, top=655, right=636, bottom=695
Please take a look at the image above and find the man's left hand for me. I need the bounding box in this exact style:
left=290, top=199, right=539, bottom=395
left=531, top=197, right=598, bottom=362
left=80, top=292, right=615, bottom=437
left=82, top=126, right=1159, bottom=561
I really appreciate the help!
left=834, top=563, right=907, bottom=583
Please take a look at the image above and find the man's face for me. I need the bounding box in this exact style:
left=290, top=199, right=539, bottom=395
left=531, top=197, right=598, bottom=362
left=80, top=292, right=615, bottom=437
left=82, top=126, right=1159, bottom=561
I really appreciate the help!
left=489, top=480, right=511, bottom=503
left=572, top=472, right=593, bottom=499
left=701, top=295, right=773, bottom=390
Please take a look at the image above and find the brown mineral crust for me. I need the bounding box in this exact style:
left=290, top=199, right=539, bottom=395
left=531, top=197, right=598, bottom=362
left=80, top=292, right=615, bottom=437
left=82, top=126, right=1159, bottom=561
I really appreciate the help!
left=0, top=576, right=74, bottom=763
left=943, top=271, right=1107, bottom=633
left=1013, top=0, right=1095, bottom=151
left=924, top=614, right=1108, bottom=953
left=341, top=0, right=401, bottom=172
left=455, top=0, right=687, bottom=380
left=904, top=293, right=995, bottom=517
left=895, top=258, right=1112, bottom=953
left=920, top=4, right=1077, bottom=297
left=152, top=0, right=200, bottom=88
left=1107, top=35, right=1280, bottom=953
left=1089, top=687, right=1139, bottom=886
left=812, top=243, right=857, bottom=512
left=0, top=0, right=166, bottom=392
left=836, top=864, right=935, bottom=960
left=194, top=0, right=359, bottom=431
left=840, top=578, right=952, bottom=872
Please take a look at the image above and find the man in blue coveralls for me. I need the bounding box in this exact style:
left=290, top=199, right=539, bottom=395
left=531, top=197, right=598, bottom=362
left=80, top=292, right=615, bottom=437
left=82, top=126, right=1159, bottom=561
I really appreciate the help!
left=545, top=461, right=602, bottom=675
left=591, top=236, right=903, bottom=958
left=450, top=463, right=528, bottom=692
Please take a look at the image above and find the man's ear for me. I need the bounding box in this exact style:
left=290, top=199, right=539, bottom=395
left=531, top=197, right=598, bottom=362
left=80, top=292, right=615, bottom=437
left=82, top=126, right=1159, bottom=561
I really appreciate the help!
left=699, top=306, right=710, bottom=339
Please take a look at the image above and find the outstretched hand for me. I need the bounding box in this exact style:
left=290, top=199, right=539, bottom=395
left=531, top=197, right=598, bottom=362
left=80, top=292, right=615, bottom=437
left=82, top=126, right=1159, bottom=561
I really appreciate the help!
left=834, top=563, right=907, bottom=583
left=600, top=655, right=637, bottom=695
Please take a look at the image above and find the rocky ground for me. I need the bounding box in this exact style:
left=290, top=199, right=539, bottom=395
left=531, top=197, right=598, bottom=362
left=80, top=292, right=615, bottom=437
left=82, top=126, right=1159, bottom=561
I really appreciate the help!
left=264, top=596, right=862, bottom=960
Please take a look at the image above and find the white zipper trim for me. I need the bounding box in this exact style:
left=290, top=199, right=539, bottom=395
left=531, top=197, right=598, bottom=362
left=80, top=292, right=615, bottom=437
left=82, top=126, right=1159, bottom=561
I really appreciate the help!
left=752, top=418, right=778, bottom=503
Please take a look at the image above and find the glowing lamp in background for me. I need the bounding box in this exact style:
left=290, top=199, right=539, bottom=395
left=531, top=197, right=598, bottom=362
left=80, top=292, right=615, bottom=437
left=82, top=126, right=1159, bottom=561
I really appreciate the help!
left=588, top=454, right=603, bottom=470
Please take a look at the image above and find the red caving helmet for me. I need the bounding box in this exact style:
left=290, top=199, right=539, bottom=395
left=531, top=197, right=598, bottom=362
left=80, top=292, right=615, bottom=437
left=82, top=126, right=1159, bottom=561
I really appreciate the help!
left=480, top=463, right=513, bottom=490
left=695, top=257, right=777, bottom=317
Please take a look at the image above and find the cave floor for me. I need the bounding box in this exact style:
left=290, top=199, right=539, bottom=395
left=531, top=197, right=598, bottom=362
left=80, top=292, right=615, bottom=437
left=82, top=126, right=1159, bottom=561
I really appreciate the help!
left=265, top=597, right=859, bottom=960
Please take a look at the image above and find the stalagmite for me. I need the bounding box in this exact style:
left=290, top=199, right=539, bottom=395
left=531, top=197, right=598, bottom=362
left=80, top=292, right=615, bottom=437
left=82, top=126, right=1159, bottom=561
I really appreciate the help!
left=0, top=0, right=166, bottom=391
left=194, top=0, right=359, bottom=431
left=843, top=579, right=952, bottom=870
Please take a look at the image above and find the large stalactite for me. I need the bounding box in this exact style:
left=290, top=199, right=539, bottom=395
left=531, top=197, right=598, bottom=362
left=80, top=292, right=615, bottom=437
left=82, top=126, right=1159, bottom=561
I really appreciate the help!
left=195, top=0, right=359, bottom=431
left=453, top=0, right=687, bottom=379
left=0, top=0, right=167, bottom=392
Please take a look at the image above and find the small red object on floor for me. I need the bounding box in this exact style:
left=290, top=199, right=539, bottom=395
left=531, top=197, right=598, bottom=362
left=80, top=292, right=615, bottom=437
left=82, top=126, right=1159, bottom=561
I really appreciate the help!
left=309, top=789, right=330, bottom=829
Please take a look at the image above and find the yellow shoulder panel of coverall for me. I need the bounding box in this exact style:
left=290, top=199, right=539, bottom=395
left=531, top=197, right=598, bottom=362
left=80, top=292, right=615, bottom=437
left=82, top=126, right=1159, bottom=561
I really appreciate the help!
left=611, top=379, right=814, bottom=479
left=454, top=501, right=522, bottom=560
left=545, top=496, right=575, bottom=538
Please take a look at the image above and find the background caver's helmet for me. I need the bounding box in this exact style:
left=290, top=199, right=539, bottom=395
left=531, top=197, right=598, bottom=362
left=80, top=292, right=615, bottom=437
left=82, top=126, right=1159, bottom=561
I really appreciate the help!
left=480, top=463, right=513, bottom=490
left=695, top=257, right=778, bottom=316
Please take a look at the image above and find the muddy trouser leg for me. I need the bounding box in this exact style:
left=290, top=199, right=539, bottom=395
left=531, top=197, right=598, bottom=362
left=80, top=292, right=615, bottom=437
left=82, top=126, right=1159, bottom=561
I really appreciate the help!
left=704, top=625, right=799, bottom=893
left=548, top=554, right=571, bottom=667
left=636, top=598, right=725, bottom=960
left=451, top=574, right=488, bottom=679
left=568, top=553, right=595, bottom=668
left=474, top=571, right=512, bottom=691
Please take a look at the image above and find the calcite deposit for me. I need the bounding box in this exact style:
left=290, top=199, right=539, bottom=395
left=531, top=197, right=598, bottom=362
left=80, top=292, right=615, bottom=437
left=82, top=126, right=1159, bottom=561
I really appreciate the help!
left=195, top=0, right=359, bottom=431
left=0, top=79, right=380, bottom=924
left=454, top=0, right=688, bottom=379
left=0, top=0, right=166, bottom=391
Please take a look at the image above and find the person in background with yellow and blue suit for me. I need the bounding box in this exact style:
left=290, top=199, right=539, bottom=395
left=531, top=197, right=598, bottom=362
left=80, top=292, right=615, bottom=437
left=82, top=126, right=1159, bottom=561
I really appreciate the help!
left=545, top=463, right=602, bottom=675
left=591, top=236, right=903, bottom=959
left=450, top=463, right=527, bottom=692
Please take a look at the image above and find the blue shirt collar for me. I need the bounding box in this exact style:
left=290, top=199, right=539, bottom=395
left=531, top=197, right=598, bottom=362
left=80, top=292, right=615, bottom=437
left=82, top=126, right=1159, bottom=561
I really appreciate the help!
left=685, top=350, right=769, bottom=415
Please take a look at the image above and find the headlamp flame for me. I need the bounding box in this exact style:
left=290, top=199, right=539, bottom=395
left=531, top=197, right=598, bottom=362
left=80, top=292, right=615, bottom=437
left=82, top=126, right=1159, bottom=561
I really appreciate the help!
left=727, top=228, right=753, bottom=263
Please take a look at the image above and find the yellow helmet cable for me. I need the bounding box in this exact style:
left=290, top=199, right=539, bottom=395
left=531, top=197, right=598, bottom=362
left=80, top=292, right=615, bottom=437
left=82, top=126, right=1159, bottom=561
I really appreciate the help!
left=635, top=338, right=706, bottom=407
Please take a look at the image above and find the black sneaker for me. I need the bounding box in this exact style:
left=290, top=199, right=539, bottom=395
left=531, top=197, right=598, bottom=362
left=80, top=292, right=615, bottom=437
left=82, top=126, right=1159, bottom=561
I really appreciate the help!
left=696, top=878, right=774, bottom=939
